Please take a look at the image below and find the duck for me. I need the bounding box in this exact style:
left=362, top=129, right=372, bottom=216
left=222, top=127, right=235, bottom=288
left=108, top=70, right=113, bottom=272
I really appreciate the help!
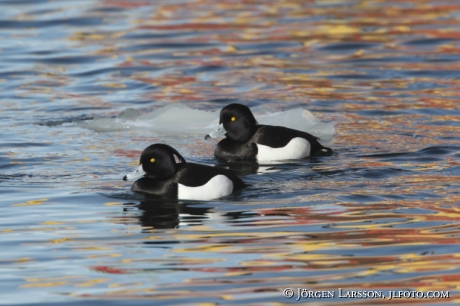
left=205, top=103, right=332, bottom=161
left=123, top=143, right=244, bottom=200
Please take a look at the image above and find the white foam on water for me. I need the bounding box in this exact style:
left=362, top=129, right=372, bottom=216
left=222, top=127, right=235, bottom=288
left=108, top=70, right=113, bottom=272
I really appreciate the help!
left=79, top=103, right=335, bottom=139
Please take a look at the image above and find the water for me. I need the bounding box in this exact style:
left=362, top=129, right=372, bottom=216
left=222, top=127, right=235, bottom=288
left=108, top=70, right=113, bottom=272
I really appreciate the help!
left=1, top=0, right=460, bottom=305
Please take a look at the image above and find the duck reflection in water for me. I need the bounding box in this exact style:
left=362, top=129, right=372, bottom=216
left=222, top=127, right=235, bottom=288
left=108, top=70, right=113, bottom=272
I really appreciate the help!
left=123, top=199, right=254, bottom=230
left=124, top=199, right=214, bottom=230
left=212, top=157, right=328, bottom=177
left=213, top=160, right=264, bottom=175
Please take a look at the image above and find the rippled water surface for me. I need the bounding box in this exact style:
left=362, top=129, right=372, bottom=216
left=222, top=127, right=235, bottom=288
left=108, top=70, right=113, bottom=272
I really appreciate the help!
left=2, top=0, right=460, bottom=305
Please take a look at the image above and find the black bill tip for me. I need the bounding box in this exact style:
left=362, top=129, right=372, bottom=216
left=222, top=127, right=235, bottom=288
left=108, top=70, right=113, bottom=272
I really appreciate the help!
left=204, top=134, right=211, bottom=140
left=123, top=175, right=128, bottom=181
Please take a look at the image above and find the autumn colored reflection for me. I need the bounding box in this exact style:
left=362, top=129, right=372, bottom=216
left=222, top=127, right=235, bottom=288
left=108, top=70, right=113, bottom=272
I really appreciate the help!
left=1, top=0, right=460, bottom=305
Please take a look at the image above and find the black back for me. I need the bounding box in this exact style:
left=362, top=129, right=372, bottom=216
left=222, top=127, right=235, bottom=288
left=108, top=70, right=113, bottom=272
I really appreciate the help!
left=253, top=125, right=331, bottom=155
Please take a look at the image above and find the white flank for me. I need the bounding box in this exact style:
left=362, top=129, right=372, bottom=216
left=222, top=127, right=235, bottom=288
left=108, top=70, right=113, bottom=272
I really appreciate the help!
left=256, top=137, right=311, bottom=161
left=178, top=175, right=234, bottom=200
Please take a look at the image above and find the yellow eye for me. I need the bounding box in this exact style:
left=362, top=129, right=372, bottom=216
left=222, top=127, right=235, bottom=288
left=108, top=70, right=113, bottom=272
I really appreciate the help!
left=150, top=158, right=155, bottom=163
left=231, top=116, right=236, bottom=122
